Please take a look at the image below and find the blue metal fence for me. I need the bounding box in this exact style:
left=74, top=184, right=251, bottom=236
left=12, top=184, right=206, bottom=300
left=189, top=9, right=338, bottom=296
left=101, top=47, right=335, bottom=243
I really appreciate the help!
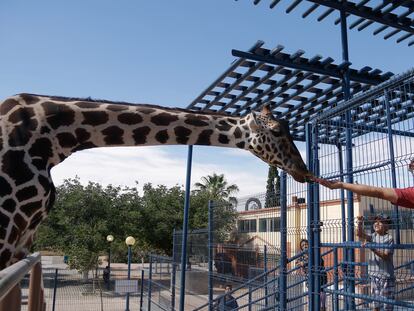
left=190, top=69, right=414, bottom=311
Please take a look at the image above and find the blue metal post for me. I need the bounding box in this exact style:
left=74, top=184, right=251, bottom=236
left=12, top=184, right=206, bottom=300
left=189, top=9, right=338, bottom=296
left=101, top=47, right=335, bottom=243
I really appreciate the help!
left=340, top=6, right=355, bottom=309
left=179, top=145, right=193, bottom=311
left=306, top=123, right=315, bottom=310
left=312, top=126, right=321, bottom=311
left=208, top=200, right=214, bottom=311
left=125, top=245, right=132, bottom=311
left=333, top=248, right=339, bottom=311
left=140, top=269, right=145, bottom=311
left=384, top=90, right=401, bottom=244
left=148, top=256, right=153, bottom=311
left=248, top=268, right=252, bottom=311
left=279, top=171, right=288, bottom=311
left=337, top=144, right=347, bottom=244
left=172, top=229, right=177, bottom=311
left=52, top=269, right=58, bottom=311
left=264, top=244, right=268, bottom=308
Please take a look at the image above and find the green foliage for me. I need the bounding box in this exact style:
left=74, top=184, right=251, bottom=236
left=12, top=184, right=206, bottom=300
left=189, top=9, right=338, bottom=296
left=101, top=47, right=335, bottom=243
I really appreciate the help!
left=193, top=173, right=239, bottom=205
left=265, top=166, right=280, bottom=208
left=34, top=173, right=240, bottom=272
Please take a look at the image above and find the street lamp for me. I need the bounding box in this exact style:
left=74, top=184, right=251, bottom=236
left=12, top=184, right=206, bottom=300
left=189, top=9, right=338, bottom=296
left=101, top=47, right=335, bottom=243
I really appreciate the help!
left=106, top=235, right=114, bottom=290
left=125, top=236, right=135, bottom=311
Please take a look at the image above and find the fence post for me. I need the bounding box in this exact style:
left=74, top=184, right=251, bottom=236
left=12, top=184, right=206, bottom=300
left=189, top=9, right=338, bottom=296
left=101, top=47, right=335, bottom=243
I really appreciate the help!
left=171, top=257, right=177, bottom=311
left=312, top=126, right=321, bottom=311
left=264, top=245, right=268, bottom=308
left=333, top=248, right=339, bottom=311
left=179, top=145, right=193, bottom=311
left=208, top=200, right=214, bottom=311
left=28, top=262, right=42, bottom=311
left=140, top=269, right=145, bottom=311
left=279, top=171, right=287, bottom=311
left=339, top=5, right=356, bottom=309
left=148, top=256, right=153, bottom=311
left=0, top=284, right=21, bottom=311
left=306, top=123, right=315, bottom=311
left=52, top=269, right=58, bottom=311
left=384, top=89, right=401, bottom=244
left=248, top=267, right=252, bottom=311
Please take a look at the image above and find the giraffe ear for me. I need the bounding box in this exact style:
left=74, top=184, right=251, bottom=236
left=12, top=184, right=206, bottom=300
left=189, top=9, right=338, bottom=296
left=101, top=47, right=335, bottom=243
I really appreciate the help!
left=261, top=105, right=272, bottom=117
left=248, top=112, right=260, bottom=132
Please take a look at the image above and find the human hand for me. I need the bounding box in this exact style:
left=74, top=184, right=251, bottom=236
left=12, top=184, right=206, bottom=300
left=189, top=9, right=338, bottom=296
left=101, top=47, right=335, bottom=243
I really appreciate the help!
left=311, top=177, right=343, bottom=189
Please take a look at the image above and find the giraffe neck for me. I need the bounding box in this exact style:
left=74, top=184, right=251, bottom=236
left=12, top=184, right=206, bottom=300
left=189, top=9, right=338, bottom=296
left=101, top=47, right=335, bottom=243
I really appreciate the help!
left=29, top=95, right=250, bottom=166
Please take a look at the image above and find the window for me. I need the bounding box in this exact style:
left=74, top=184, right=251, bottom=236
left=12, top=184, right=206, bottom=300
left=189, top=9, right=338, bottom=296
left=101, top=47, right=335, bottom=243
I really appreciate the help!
left=258, top=217, right=280, bottom=232
left=259, top=219, right=267, bottom=232
left=238, top=219, right=257, bottom=233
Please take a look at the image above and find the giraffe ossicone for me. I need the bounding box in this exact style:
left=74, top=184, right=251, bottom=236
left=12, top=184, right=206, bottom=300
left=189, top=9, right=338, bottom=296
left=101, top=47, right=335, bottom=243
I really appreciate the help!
left=0, top=93, right=310, bottom=269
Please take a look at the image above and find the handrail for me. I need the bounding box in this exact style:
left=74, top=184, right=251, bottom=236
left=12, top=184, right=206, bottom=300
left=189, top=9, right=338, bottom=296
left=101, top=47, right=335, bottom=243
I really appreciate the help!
left=0, top=252, right=41, bottom=300
left=192, top=265, right=280, bottom=311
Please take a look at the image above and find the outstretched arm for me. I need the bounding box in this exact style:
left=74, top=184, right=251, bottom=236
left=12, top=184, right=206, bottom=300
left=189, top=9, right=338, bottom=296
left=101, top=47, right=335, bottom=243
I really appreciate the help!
left=312, top=178, right=398, bottom=204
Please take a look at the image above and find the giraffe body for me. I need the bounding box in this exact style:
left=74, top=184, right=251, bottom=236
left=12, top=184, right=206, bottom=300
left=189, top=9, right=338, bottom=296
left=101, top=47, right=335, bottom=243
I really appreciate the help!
left=0, top=93, right=308, bottom=269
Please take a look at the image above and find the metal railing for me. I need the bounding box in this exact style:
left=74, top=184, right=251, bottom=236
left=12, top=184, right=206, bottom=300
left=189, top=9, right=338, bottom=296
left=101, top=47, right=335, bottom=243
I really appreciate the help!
left=0, top=252, right=45, bottom=311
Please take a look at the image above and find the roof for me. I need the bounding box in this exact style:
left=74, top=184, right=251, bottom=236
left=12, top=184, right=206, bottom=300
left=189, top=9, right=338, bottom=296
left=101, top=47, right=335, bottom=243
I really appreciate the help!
left=187, top=41, right=393, bottom=141
left=238, top=0, right=414, bottom=47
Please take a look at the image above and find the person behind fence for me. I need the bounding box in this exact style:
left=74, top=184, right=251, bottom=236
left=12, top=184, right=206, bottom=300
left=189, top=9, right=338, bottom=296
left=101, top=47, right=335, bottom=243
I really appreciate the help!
left=312, top=158, right=414, bottom=208
left=357, top=215, right=395, bottom=311
left=215, top=284, right=238, bottom=311
left=296, top=238, right=327, bottom=311
left=103, top=265, right=110, bottom=284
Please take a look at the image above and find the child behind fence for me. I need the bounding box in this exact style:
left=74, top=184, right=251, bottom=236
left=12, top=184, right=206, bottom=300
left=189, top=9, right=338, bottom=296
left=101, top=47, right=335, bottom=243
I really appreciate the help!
left=357, top=215, right=395, bottom=311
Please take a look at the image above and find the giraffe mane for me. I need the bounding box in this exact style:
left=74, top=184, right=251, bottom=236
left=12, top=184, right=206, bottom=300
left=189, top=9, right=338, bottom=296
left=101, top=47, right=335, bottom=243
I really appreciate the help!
left=19, top=93, right=238, bottom=118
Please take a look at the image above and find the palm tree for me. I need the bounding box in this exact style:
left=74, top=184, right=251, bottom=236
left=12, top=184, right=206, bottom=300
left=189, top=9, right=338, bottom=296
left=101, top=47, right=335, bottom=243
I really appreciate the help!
left=193, top=173, right=239, bottom=204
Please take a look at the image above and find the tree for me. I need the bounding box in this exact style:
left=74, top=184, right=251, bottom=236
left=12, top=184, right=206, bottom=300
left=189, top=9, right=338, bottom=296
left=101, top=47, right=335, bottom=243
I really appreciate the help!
left=192, top=174, right=239, bottom=242
left=265, top=166, right=280, bottom=208
left=193, top=173, right=239, bottom=205
left=34, top=178, right=142, bottom=273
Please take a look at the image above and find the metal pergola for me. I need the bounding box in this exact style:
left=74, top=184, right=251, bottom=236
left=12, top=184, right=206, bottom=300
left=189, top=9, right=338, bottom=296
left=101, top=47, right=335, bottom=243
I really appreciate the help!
left=238, top=0, right=414, bottom=47
left=186, top=41, right=393, bottom=142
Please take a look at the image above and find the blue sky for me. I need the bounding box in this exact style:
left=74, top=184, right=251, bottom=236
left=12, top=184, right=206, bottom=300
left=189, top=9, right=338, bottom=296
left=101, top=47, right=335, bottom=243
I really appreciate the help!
left=1, top=1, right=412, bottom=196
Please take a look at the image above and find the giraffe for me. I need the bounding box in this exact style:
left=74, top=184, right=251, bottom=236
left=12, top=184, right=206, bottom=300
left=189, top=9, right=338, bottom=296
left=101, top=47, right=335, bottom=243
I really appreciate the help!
left=0, top=93, right=310, bottom=269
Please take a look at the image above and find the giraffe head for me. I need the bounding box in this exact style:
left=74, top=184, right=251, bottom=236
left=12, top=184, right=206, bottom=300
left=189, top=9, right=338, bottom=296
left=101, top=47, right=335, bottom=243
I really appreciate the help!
left=244, top=106, right=311, bottom=183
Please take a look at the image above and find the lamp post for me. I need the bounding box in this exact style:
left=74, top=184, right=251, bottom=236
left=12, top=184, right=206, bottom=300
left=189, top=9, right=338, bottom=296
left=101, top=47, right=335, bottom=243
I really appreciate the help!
left=106, top=235, right=114, bottom=290
left=125, top=236, right=135, bottom=311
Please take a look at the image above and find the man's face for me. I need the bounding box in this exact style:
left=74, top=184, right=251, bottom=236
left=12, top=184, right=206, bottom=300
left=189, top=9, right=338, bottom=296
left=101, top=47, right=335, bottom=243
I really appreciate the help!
left=409, top=160, right=414, bottom=174
left=374, top=220, right=388, bottom=235
left=225, top=286, right=232, bottom=294
left=300, top=241, right=309, bottom=250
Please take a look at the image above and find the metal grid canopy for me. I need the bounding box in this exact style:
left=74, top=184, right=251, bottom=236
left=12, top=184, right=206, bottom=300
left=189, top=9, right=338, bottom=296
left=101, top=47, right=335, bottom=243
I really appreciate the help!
left=187, top=41, right=393, bottom=141
left=239, top=0, right=414, bottom=47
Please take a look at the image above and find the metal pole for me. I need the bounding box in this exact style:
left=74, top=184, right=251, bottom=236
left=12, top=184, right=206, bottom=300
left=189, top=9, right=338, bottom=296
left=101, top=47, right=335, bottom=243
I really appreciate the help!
left=248, top=267, right=252, bottom=311
left=384, top=90, right=401, bottom=244
left=264, top=244, right=268, bottom=308
left=108, top=245, right=111, bottom=290
left=306, top=123, right=315, bottom=311
left=140, top=270, right=144, bottom=311
left=179, top=145, right=193, bottom=311
left=279, top=171, right=287, bottom=311
left=339, top=5, right=355, bottom=309
left=148, top=256, right=153, bottom=311
left=333, top=248, right=339, bottom=311
left=208, top=200, right=214, bottom=311
left=126, top=245, right=132, bottom=311
left=172, top=229, right=177, bottom=311
left=52, top=269, right=58, bottom=311
left=312, top=126, right=321, bottom=311
left=337, top=144, right=347, bottom=244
